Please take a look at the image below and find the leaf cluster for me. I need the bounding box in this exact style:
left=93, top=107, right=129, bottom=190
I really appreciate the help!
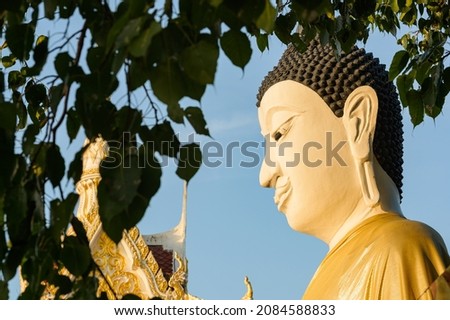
left=0, top=0, right=449, bottom=299
left=272, top=1, right=450, bottom=126
left=0, top=0, right=275, bottom=299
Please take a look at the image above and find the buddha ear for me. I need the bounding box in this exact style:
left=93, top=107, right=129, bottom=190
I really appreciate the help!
left=342, top=86, right=380, bottom=207
left=342, top=86, right=378, bottom=161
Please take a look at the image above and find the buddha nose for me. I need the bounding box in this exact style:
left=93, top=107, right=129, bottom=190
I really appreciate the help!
left=259, top=156, right=279, bottom=188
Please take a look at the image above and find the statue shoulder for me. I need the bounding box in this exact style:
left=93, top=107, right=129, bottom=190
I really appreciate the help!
left=390, top=216, right=444, bottom=243
left=371, top=214, right=450, bottom=299
left=374, top=214, right=449, bottom=262
left=375, top=214, right=442, bottom=243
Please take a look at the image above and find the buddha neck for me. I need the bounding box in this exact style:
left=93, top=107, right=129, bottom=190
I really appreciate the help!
left=327, top=160, right=403, bottom=250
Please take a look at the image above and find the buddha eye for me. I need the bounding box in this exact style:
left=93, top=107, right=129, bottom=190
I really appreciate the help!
left=274, top=131, right=283, bottom=141
left=273, top=118, right=295, bottom=142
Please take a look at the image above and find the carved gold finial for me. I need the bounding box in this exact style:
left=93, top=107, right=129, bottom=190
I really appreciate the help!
left=166, top=252, right=188, bottom=299
left=81, top=136, right=109, bottom=177
left=241, top=276, right=253, bottom=300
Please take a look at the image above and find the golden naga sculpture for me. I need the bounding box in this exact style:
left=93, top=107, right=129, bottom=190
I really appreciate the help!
left=256, top=41, right=450, bottom=299
left=34, top=136, right=253, bottom=300
left=35, top=137, right=184, bottom=299
left=73, top=137, right=193, bottom=299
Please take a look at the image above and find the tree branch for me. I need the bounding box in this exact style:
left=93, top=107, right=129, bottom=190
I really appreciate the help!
left=51, top=22, right=88, bottom=143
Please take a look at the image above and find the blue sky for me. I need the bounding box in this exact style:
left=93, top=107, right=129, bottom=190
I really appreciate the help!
left=140, top=32, right=450, bottom=300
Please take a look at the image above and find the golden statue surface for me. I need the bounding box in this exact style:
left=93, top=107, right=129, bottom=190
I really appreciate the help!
left=256, top=42, right=450, bottom=299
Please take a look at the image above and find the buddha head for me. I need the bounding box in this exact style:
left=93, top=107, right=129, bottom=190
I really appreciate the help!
left=257, top=41, right=404, bottom=244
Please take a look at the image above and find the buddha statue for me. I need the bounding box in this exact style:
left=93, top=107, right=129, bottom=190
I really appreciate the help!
left=256, top=41, right=450, bottom=299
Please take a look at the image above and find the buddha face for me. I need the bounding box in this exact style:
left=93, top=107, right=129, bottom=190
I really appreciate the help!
left=258, top=80, right=362, bottom=237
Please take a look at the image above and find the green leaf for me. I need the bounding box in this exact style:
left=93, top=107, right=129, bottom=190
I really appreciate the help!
left=256, top=33, right=269, bottom=52
left=99, top=147, right=160, bottom=244
left=79, top=71, right=119, bottom=104
left=0, top=104, right=16, bottom=194
left=112, top=48, right=127, bottom=75
left=71, top=216, right=90, bottom=246
left=354, top=0, right=377, bottom=17
left=25, top=83, right=48, bottom=109
left=139, top=121, right=180, bottom=158
left=34, top=35, right=47, bottom=49
left=256, top=0, right=277, bottom=33
left=30, top=143, right=49, bottom=178
left=220, top=29, right=252, bottom=70
left=128, top=61, right=148, bottom=91
left=208, top=0, right=223, bottom=7
left=8, top=71, right=26, bottom=89
left=421, top=77, right=435, bottom=105
left=55, top=52, right=73, bottom=79
left=176, top=143, right=202, bottom=183
left=5, top=23, right=35, bottom=60
left=291, top=33, right=307, bottom=52
left=17, top=105, right=27, bottom=130
left=129, top=21, right=162, bottom=58
left=389, top=50, right=409, bottom=81
left=396, top=73, right=414, bottom=107
left=422, top=77, right=440, bottom=118
left=13, top=90, right=27, bottom=130
left=28, top=35, right=49, bottom=76
left=67, top=148, right=83, bottom=183
left=59, top=0, right=76, bottom=18
left=66, top=107, right=80, bottom=143
left=105, top=0, right=148, bottom=50
left=184, top=74, right=207, bottom=101
left=5, top=184, right=27, bottom=245
left=50, top=275, right=73, bottom=296
left=126, top=146, right=161, bottom=226
left=98, top=155, right=142, bottom=243
left=76, top=100, right=118, bottom=140
left=0, top=227, right=6, bottom=264
left=442, top=67, right=450, bottom=91
left=149, top=60, right=186, bottom=104
left=400, top=6, right=417, bottom=25
left=1, top=55, right=16, bottom=68
left=50, top=193, right=78, bottom=240
left=3, top=246, right=25, bottom=281
left=49, top=84, right=64, bottom=114
left=115, top=106, right=142, bottom=135
left=168, top=103, right=184, bottom=124
left=238, top=1, right=267, bottom=26
left=115, top=17, right=146, bottom=50
left=86, top=47, right=103, bottom=72
left=0, top=280, right=8, bottom=300
left=184, top=106, right=210, bottom=136
left=22, top=124, right=39, bottom=155
left=46, top=144, right=65, bottom=188
left=44, top=0, right=57, bottom=19
left=0, top=102, right=16, bottom=133
left=416, top=60, right=432, bottom=85
left=406, top=89, right=424, bottom=126
left=180, top=39, right=219, bottom=85
left=61, top=236, right=91, bottom=276
left=274, top=13, right=296, bottom=44
left=435, top=82, right=447, bottom=111
left=0, top=71, right=4, bottom=101
left=0, top=105, right=16, bottom=201
left=25, top=82, right=48, bottom=127
left=390, top=0, right=400, bottom=13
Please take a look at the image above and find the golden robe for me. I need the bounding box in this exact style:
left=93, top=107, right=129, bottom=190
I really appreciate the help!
left=303, top=213, right=450, bottom=299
